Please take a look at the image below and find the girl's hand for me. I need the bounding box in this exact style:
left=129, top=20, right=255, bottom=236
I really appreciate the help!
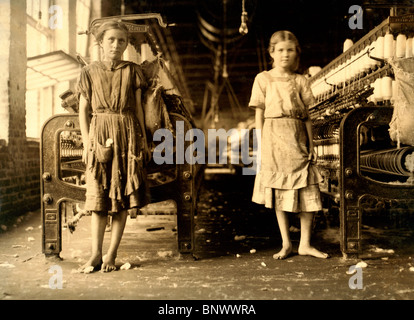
left=308, top=149, right=318, bottom=164
left=143, top=141, right=152, bottom=164
left=82, top=145, right=88, bottom=164
left=82, top=140, right=90, bottom=164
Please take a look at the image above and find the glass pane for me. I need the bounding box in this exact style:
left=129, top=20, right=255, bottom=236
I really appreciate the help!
left=76, top=0, right=92, bottom=57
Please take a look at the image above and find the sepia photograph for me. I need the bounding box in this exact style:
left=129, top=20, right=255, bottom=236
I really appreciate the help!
left=0, top=0, right=414, bottom=309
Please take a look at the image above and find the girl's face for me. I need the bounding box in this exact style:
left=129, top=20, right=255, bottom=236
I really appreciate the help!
left=270, top=40, right=297, bottom=71
left=100, top=28, right=128, bottom=62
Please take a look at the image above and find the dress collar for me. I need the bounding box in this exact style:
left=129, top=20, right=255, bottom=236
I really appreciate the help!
left=267, top=69, right=296, bottom=78
left=266, top=70, right=297, bottom=82
left=97, top=60, right=131, bottom=71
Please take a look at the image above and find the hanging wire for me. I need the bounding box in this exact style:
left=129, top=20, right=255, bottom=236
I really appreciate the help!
left=239, top=0, right=248, bottom=35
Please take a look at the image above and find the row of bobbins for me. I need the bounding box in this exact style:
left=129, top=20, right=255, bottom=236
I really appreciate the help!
left=311, top=27, right=413, bottom=102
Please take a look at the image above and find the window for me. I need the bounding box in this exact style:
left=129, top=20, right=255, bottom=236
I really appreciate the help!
left=26, top=0, right=53, bottom=57
left=26, top=0, right=92, bottom=139
left=76, top=0, right=92, bottom=58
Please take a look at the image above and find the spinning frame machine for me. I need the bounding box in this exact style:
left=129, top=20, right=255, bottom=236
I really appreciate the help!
left=309, top=14, right=414, bottom=257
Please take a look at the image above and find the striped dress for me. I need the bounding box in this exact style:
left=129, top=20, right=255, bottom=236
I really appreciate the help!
left=78, top=60, right=149, bottom=214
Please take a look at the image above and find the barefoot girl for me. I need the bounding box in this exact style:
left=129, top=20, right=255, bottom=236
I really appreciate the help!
left=78, top=20, right=150, bottom=272
left=249, top=30, right=329, bottom=259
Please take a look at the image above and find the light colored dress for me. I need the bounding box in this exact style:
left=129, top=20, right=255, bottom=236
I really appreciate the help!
left=249, top=70, right=322, bottom=211
left=78, top=60, right=150, bottom=214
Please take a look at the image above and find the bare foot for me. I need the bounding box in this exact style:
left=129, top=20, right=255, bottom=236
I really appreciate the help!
left=78, top=254, right=102, bottom=273
left=298, top=245, right=329, bottom=259
left=101, top=254, right=117, bottom=272
left=273, top=244, right=293, bottom=260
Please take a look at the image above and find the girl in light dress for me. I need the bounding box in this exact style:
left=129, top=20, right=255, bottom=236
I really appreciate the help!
left=249, top=31, right=329, bottom=259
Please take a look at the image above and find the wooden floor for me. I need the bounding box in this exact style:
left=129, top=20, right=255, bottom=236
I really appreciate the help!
left=0, top=173, right=414, bottom=302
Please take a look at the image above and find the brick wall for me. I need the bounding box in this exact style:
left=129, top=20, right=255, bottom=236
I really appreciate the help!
left=0, top=0, right=40, bottom=224
left=0, top=140, right=40, bottom=222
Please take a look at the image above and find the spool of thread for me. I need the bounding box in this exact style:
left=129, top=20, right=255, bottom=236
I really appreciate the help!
left=393, top=38, right=396, bottom=58
left=326, top=107, right=335, bottom=117
left=396, top=33, right=406, bottom=58
left=406, top=37, right=413, bottom=58
left=368, top=94, right=375, bottom=104
left=375, top=36, right=384, bottom=59
left=384, top=32, right=394, bottom=59
left=374, top=78, right=383, bottom=102
left=333, top=143, right=340, bottom=156
left=343, top=39, right=354, bottom=52
left=369, top=82, right=376, bottom=104
left=381, top=76, right=393, bottom=100
left=368, top=41, right=377, bottom=69
left=318, top=145, right=323, bottom=156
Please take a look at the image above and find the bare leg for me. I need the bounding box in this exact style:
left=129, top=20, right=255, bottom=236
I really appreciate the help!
left=101, top=210, right=128, bottom=272
left=273, top=210, right=293, bottom=259
left=105, top=215, right=112, bottom=232
left=79, top=212, right=106, bottom=273
left=298, top=211, right=329, bottom=258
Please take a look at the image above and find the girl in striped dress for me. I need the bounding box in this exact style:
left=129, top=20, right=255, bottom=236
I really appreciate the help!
left=78, top=21, right=150, bottom=272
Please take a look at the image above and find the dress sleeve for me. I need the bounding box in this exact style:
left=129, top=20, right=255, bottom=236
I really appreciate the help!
left=248, top=73, right=266, bottom=110
left=139, top=59, right=159, bottom=88
left=298, top=75, right=316, bottom=107
left=132, top=63, right=149, bottom=91
left=298, top=75, right=316, bottom=120
left=77, top=66, right=92, bottom=105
